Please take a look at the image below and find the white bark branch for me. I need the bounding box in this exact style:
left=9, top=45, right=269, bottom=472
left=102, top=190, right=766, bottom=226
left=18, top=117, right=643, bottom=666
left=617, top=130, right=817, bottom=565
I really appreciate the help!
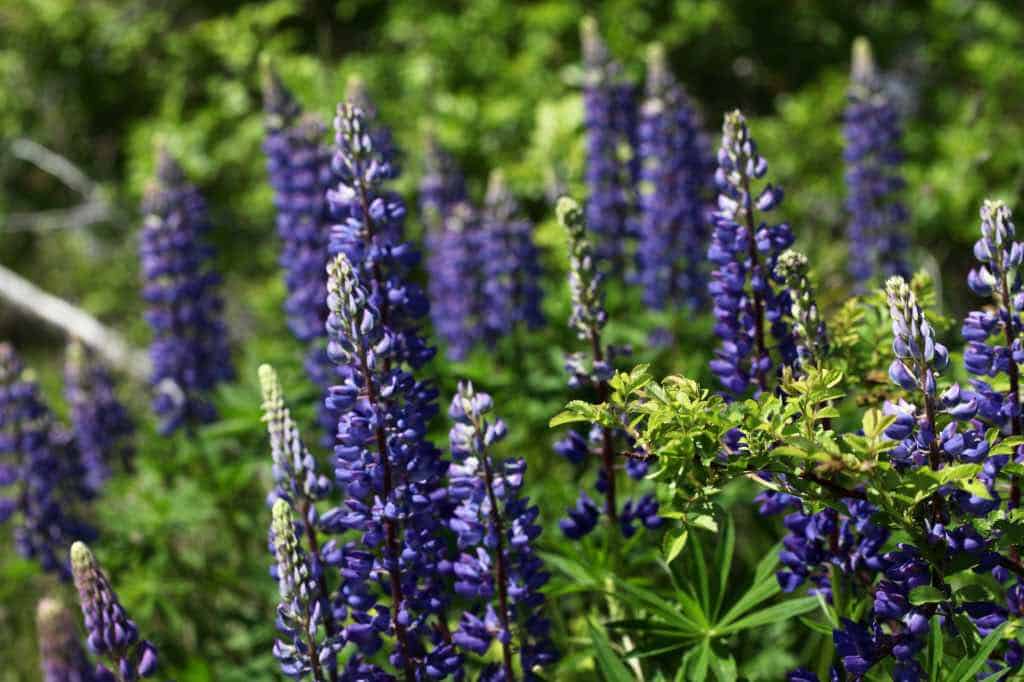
left=0, top=262, right=150, bottom=380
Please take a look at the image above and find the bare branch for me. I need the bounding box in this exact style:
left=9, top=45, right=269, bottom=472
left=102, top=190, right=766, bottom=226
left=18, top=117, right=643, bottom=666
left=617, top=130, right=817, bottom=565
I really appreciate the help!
left=4, top=138, right=118, bottom=234
left=0, top=262, right=149, bottom=380
left=11, top=138, right=96, bottom=196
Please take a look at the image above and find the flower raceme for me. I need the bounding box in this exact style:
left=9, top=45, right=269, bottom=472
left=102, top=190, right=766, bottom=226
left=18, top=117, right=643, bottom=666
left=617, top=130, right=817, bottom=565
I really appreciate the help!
left=37, top=597, right=97, bottom=682
left=0, top=343, right=94, bottom=578
left=580, top=16, right=637, bottom=274
left=554, top=198, right=660, bottom=541
left=635, top=43, right=713, bottom=314
left=707, top=110, right=796, bottom=397
left=447, top=381, right=557, bottom=679
left=70, top=542, right=158, bottom=681
left=261, top=62, right=337, bottom=445
left=139, top=149, right=233, bottom=435
left=64, top=340, right=135, bottom=495
left=844, top=37, right=910, bottom=287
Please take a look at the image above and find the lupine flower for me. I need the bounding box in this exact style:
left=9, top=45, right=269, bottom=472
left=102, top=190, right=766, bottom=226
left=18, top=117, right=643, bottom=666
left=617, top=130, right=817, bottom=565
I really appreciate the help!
left=635, top=43, right=713, bottom=313
left=447, top=381, right=558, bottom=679
left=327, top=100, right=433, bottom=370
left=323, top=99, right=457, bottom=678
left=64, top=340, right=135, bottom=495
left=963, top=200, right=1024, bottom=435
left=555, top=198, right=656, bottom=539
left=580, top=16, right=637, bottom=273
left=844, top=37, right=910, bottom=286
left=707, top=110, right=796, bottom=397
left=70, top=542, right=158, bottom=680
left=271, top=499, right=343, bottom=680
left=885, top=276, right=948, bottom=400
left=775, top=250, right=828, bottom=369
left=0, top=344, right=94, bottom=577
left=261, top=63, right=337, bottom=445
left=427, top=202, right=485, bottom=360
left=481, top=171, right=545, bottom=338
left=37, top=597, right=97, bottom=682
left=139, top=149, right=233, bottom=434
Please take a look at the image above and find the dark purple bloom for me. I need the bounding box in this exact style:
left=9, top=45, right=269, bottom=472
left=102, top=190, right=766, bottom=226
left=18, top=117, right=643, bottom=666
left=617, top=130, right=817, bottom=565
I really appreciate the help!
left=635, top=44, right=713, bottom=313
left=447, top=382, right=557, bottom=677
left=580, top=16, right=637, bottom=274
left=0, top=344, right=94, bottom=578
left=37, top=597, right=99, bottom=682
left=64, top=341, right=135, bottom=495
left=323, top=97, right=453, bottom=678
left=707, top=110, right=796, bottom=397
left=844, top=38, right=910, bottom=286
left=261, top=64, right=337, bottom=445
left=139, top=150, right=233, bottom=434
left=427, top=202, right=485, bottom=360
left=70, top=542, right=158, bottom=680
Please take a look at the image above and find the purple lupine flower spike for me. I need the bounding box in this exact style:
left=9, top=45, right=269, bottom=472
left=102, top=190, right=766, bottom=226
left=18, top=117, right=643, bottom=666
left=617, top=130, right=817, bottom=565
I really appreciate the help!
left=636, top=44, right=713, bottom=315
left=64, top=340, right=135, bottom=495
left=428, top=201, right=485, bottom=360
left=261, top=62, right=337, bottom=446
left=482, top=171, right=545, bottom=337
left=0, top=343, right=94, bottom=578
left=37, top=597, right=98, bottom=682
left=555, top=198, right=658, bottom=539
left=323, top=94, right=458, bottom=679
left=844, top=37, right=910, bottom=287
left=580, top=16, right=637, bottom=274
left=775, top=251, right=828, bottom=369
left=70, top=542, right=158, bottom=680
left=707, top=110, right=796, bottom=397
left=271, top=499, right=343, bottom=680
left=447, top=381, right=558, bottom=678
left=140, top=149, right=234, bottom=435
left=421, top=138, right=472, bottom=359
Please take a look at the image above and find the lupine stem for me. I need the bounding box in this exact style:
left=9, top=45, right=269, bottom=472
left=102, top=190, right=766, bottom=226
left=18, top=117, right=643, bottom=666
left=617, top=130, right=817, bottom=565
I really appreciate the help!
left=740, top=174, right=769, bottom=393
left=590, top=329, right=618, bottom=525
left=477, top=419, right=516, bottom=681
left=298, top=498, right=340, bottom=682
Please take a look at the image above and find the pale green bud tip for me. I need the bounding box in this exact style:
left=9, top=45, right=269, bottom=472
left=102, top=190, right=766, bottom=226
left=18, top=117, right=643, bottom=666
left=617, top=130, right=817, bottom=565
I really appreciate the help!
left=776, top=250, right=809, bottom=278
left=556, top=196, right=582, bottom=228
left=70, top=541, right=93, bottom=570
left=646, top=43, right=666, bottom=70
left=851, top=37, right=875, bottom=85
left=258, top=364, right=277, bottom=393
left=346, top=75, right=369, bottom=108
left=724, top=109, right=746, bottom=133
left=37, top=596, right=63, bottom=623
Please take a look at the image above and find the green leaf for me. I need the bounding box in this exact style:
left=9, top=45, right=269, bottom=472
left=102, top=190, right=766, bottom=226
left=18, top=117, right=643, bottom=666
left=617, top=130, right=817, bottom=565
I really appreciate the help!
left=664, top=529, right=689, bottom=564
left=928, top=615, right=943, bottom=682
left=948, top=623, right=1007, bottom=682
left=690, top=640, right=711, bottom=682
left=709, top=646, right=738, bottom=682
left=587, top=620, right=635, bottom=682
left=689, top=531, right=711, bottom=616
left=716, top=596, right=820, bottom=635
left=909, top=585, right=945, bottom=605
left=611, top=577, right=704, bottom=631
left=991, top=436, right=1024, bottom=456
left=713, top=515, right=735, bottom=621
left=938, top=463, right=982, bottom=484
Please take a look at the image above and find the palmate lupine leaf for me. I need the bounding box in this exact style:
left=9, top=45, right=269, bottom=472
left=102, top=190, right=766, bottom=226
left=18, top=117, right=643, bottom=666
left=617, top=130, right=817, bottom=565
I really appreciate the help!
left=587, top=619, right=636, bottom=682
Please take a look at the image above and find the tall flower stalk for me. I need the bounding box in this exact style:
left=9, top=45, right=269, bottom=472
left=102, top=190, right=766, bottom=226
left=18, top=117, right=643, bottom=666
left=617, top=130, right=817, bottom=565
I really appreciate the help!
left=447, top=381, right=557, bottom=680
left=555, top=198, right=660, bottom=540
left=64, top=339, right=135, bottom=494
left=259, top=364, right=340, bottom=681
left=580, top=16, right=637, bottom=274
left=139, top=149, right=233, bottom=434
left=844, top=37, right=910, bottom=287
left=707, top=110, right=796, bottom=397
left=37, top=597, right=96, bottom=682
left=323, top=96, right=457, bottom=679
left=261, top=62, right=337, bottom=444
left=0, top=343, right=93, bottom=577
left=70, top=542, right=158, bottom=682
left=636, top=44, right=713, bottom=313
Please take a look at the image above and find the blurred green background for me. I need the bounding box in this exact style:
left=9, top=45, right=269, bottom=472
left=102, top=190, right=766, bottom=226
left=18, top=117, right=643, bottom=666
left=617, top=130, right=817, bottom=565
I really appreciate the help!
left=2, top=0, right=1024, bottom=679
